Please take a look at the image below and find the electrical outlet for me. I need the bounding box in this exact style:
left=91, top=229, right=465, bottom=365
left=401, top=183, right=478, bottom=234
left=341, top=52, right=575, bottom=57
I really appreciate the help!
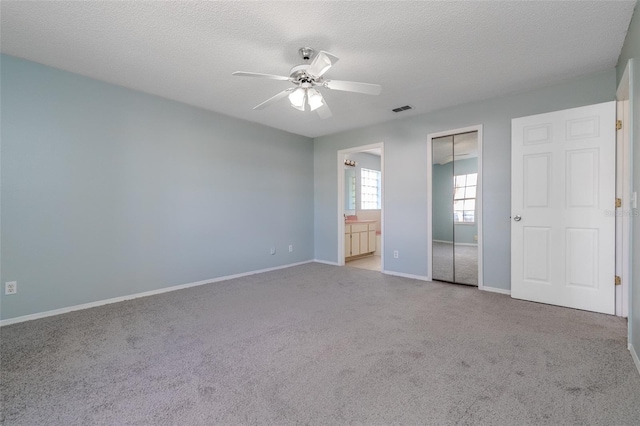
left=5, top=281, right=17, bottom=295
left=270, top=247, right=276, bottom=255
left=393, top=250, right=399, bottom=259
left=289, top=245, right=293, bottom=252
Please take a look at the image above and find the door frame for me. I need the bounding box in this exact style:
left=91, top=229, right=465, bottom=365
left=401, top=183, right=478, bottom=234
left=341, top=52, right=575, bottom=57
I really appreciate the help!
left=616, top=62, right=632, bottom=320
left=337, top=142, right=384, bottom=268
left=427, top=125, right=483, bottom=289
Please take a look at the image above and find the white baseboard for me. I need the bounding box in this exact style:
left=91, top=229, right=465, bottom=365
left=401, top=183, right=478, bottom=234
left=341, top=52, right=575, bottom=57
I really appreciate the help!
left=631, top=343, right=640, bottom=377
left=482, top=286, right=511, bottom=296
left=313, top=259, right=340, bottom=266
left=382, top=270, right=430, bottom=282
left=0, top=260, right=314, bottom=327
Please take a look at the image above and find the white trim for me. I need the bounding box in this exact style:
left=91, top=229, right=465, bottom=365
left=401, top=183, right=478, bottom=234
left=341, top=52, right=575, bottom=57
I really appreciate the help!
left=427, top=131, right=433, bottom=281
left=313, top=259, right=340, bottom=266
left=477, top=127, right=484, bottom=290
left=427, top=125, right=483, bottom=288
left=382, top=270, right=430, bottom=282
left=337, top=142, right=384, bottom=270
left=0, top=260, right=313, bottom=327
left=482, top=286, right=511, bottom=296
left=615, top=62, right=632, bottom=325
left=630, top=343, right=640, bottom=377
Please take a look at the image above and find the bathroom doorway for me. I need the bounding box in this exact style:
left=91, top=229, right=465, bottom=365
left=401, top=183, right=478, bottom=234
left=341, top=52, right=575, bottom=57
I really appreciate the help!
left=337, top=143, right=384, bottom=272
left=427, top=126, right=483, bottom=287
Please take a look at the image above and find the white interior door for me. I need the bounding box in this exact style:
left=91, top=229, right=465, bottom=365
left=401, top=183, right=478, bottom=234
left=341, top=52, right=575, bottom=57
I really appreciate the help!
left=511, top=101, right=616, bottom=314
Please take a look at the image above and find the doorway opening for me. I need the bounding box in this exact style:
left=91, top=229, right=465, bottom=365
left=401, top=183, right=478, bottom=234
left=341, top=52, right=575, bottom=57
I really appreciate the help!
left=427, top=126, right=483, bottom=288
left=337, top=143, right=384, bottom=272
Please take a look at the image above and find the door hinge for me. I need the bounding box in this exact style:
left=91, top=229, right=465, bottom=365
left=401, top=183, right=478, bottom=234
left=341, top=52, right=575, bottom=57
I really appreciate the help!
left=616, top=120, right=622, bottom=130
left=616, top=198, right=622, bottom=208
left=615, top=276, right=621, bottom=286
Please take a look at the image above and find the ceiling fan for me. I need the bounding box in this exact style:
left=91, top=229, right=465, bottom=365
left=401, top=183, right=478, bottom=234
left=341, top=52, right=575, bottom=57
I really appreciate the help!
left=232, top=47, right=382, bottom=119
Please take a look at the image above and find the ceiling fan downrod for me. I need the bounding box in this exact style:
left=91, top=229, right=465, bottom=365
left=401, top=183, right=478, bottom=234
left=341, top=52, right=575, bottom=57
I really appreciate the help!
left=298, top=47, right=315, bottom=61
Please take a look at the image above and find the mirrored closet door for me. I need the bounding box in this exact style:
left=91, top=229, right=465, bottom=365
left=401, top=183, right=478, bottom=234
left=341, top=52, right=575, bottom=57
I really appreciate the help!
left=432, top=131, right=479, bottom=286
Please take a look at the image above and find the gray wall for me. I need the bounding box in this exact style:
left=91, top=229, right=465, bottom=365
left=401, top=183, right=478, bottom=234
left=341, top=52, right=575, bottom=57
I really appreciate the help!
left=432, top=162, right=454, bottom=242
left=0, top=55, right=314, bottom=320
left=432, top=158, right=478, bottom=244
left=617, top=3, right=640, bottom=85
left=314, top=69, right=616, bottom=289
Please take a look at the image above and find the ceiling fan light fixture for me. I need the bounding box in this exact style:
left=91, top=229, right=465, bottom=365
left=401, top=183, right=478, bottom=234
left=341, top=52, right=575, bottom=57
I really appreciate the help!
left=288, top=87, right=306, bottom=111
left=232, top=47, right=381, bottom=119
left=307, top=89, right=324, bottom=111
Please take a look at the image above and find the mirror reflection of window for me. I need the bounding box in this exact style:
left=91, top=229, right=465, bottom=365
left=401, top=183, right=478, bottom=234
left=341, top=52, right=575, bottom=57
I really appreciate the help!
left=348, top=172, right=356, bottom=210
left=453, top=173, right=477, bottom=223
left=344, top=169, right=356, bottom=215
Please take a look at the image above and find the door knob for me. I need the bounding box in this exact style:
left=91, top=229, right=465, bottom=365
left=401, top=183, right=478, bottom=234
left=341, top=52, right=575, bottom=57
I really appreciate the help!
left=513, top=215, right=522, bottom=222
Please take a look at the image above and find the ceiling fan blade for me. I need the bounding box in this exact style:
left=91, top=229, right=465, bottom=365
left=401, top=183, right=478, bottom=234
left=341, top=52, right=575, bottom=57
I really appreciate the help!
left=324, top=80, right=382, bottom=95
left=232, top=71, right=291, bottom=81
left=316, top=102, right=332, bottom=119
left=307, top=51, right=339, bottom=78
left=253, top=88, right=295, bottom=110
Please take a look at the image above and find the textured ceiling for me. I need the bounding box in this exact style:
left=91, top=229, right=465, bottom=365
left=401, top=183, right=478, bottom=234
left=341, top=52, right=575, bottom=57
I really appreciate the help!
left=1, top=1, right=636, bottom=138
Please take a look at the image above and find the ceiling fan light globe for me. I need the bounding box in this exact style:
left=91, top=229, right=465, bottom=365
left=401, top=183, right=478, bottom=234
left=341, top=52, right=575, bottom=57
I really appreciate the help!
left=288, top=87, right=306, bottom=111
left=308, top=89, right=324, bottom=111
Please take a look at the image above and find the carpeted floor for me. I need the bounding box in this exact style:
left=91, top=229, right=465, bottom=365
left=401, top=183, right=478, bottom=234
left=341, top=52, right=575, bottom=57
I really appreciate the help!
left=1, top=263, right=639, bottom=425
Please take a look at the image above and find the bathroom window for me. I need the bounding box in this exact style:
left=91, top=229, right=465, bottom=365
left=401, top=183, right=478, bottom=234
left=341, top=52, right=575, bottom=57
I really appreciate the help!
left=361, top=168, right=381, bottom=210
left=453, top=173, right=477, bottom=223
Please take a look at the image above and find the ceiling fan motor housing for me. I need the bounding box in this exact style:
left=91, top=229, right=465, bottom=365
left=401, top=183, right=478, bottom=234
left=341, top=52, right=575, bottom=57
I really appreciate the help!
left=289, top=64, right=319, bottom=84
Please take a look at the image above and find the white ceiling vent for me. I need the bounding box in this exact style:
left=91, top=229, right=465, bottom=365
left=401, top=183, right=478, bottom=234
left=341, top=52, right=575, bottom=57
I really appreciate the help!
left=392, top=105, right=413, bottom=113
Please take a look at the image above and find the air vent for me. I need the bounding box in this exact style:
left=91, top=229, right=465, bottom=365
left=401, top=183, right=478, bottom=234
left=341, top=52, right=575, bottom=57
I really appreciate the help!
left=392, top=105, right=413, bottom=113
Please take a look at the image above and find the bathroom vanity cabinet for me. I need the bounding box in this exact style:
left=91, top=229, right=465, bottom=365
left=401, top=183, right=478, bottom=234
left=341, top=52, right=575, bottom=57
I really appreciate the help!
left=344, top=221, right=376, bottom=258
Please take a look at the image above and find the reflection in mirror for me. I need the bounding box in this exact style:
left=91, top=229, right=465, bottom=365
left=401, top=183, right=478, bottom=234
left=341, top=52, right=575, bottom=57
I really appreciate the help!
left=432, top=136, right=454, bottom=282
left=432, top=131, right=479, bottom=286
left=344, top=169, right=356, bottom=216
left=453, top=132, right=478, bottom=285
